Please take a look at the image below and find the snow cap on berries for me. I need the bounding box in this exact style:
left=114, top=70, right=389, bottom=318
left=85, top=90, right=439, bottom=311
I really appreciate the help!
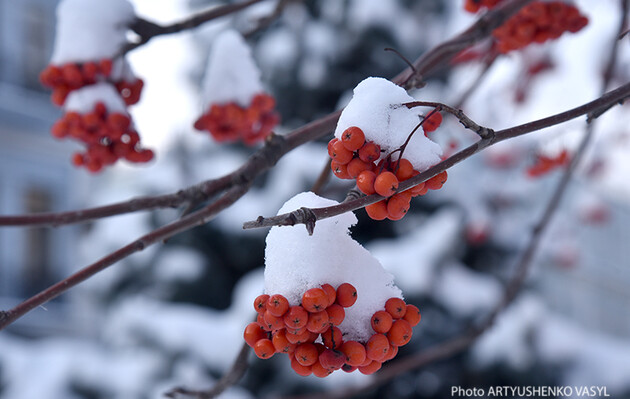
left=65, top=83, right=127, bottom=114
left=264, top=192, right=403, bottom=342
left=51, top=0, right=135, bottom=64
left=335, top=77, right=443, bottom=172
left=202, top=29, right=264, bottom=107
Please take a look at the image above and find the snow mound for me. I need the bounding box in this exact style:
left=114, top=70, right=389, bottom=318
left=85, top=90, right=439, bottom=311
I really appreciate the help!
left=334, top=77, right=443, bottom=172
left=202, top=30, right=264, bottom=107
left=51, top=0, right=135, bottom=64
left=264, top=192, right=402, bottom=342
left=65, top=83, right=127, bottom=114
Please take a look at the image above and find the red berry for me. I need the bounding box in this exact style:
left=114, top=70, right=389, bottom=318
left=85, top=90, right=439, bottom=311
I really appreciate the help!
left=302, top=288, right=329, bottom=312
left=388, top=319, right=413, bottom=346
left=386, top=192, right=412, bottom=221
left=306, top=310, right=329, bottom=333
left=358, top=141, right=381, bottom=163
left=365, top=200, right=388, bottom=221
left=311, top=360, right=333, bottom=378
left=326, top=304, right=345, bottom=326
left=319, top=349, right=346, bottom=370
left=335, top=283, right=357, bottom=308
left=321, top=326, right=343, bottom=349
left=394, top=158, right=415, bottom=181
left=341, top=126, right=365, bottom=151
left=263, top=310, right=285, bottom=331
left=385, top=298, right=407, bottom=319
left=253, top=338, right=275, bottom=359
left=266, top=294, right=289, bottom=317
left=272, top=330, right=296, bottom=354
left=321, top=283, right=337, bottom=307
left=422, top=110, right=443, bottom=133
left=347, top=157, right=372, bottom=178
left=243, top=322, right=267, bottom=348
left=290, top=357, right=312, bottom=376
left=425, top=171, right=448, bottom=190
left=254, top=294, right=270, bottom=313
left=374, top=171, right=399, bottom=197
left=340, top=341, right=367, bottom=367
left=356, top=170, right=377, bottom=195
left=366, top=334, right=390, bottom=361
left=358, top=360, right=382, bottom=375
left=284, top=306, right=309, bottom=329
left=295, top=343, right=319, bottom=366
left=371, top=310, right=393, bottom=334
left=331, top=160, right=351, bottom=179
left=403, top=304, right=421, bottom=326
left=330, top=140, right=354, bottom=164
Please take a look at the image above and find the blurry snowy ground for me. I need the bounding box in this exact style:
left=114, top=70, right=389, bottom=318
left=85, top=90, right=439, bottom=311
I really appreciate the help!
left=1, top=0, right=630, bottom=398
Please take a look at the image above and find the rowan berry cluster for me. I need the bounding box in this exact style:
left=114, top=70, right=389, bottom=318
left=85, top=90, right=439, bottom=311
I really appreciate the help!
left=243, top=283, right=420, bottom=377
left=526, top=149, right=570, bottom=178
left=39, top=59, right=144, bottom=107
left=328, top=124, right=447, bottom=221
left=463, top=0, right=504, bottom=13
left=51, top=102, right=153, bottom=173
left=194, top=93, right=280, bottom=145
left=492, top=1, right=588, bottom=53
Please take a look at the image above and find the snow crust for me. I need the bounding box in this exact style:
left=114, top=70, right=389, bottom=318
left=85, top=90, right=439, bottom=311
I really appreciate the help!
left=51, top=0, right=135, bottom=64
left=65, top=83, right=127, bottom=114
left=334, top=77, right=443, bottom=172
left=202, top=30, right=264, bottom=107
left=264, top=192, right=402, bottom=342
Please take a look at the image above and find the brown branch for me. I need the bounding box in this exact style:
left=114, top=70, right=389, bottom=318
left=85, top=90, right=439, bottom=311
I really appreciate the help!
left=243, top=80, right=630, bottom=232
left=403, top=101, right=495, bottom=139
left=164, top=341, right=251, bottom=399
left=0, top=184, right=250, bottom=331
left=394, top=0, right=534, bottom=89
left=121, top=0, right=266, bottom=55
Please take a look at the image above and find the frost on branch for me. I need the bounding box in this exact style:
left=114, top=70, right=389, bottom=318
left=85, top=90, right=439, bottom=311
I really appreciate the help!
left=246, top=192, right=421, bottom=376
left=330, top=77, right=447, bottom=221
left=194, top=30, right=279, bottom=145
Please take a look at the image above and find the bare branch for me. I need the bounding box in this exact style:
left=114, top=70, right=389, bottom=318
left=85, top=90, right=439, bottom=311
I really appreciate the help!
left=0, top=184, right=249, bottom=331
left=243, top=80, right=630, bottom=232
left=242, top=0, right=295, bottom=38
left=403, top=100, right=495, bottom=139
left=121, top=0, right=266, bottom=55
left=164, top=341, right=251, bottom=399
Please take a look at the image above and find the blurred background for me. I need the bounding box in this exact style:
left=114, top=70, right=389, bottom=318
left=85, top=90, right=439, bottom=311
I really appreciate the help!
left=1, top=0, right=630, bottom=398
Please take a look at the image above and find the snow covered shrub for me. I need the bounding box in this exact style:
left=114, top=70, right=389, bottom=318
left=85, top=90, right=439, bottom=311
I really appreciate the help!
left=244, top=192, right=420, bottom=376
left=40, top=0, right=151, bottom=172
left=194, top=30, right=280, bottom=145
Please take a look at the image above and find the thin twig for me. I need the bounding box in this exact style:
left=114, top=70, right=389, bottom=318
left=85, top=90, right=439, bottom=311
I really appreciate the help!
left=310, top=157, right=333, bottom=196
left=121, top=0, right=265, bottom=55
left=243, top=81, right=630, bottom=232
left=403, top=101, right=495, bottom=139
left=0, top=184, right=249, bottom=331
left=242, top=0, right=295, bottom=38
left=164, top=341, right=251, bottom=399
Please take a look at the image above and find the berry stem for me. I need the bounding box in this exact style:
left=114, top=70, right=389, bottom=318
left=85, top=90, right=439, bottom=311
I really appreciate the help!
left=402, top=101, right=494, bottom=139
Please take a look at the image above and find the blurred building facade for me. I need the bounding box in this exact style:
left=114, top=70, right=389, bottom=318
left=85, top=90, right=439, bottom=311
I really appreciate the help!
left=0, top=0, right=87, bottom=334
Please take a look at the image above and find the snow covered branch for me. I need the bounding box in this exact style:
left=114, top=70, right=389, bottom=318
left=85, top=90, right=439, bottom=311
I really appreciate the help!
left=243, top=80, right=630, bottom=233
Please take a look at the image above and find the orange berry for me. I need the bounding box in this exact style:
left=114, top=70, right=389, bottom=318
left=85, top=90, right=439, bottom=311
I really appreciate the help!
left=253, top=338, right=275, bottom=359
left=286, top=326, right=307, bottom=336
left=394, top=158, right=415, bottom=181
left=425, top=171, right=448, bottom=190
left=347, top=157, right=372, bottom=178
left=295, top=343, right=319, bottom=366
left=365, top=200, right=388, bottom=220
left=272, top=330, right=296, bottom=354
left=254, top=294, right=269, bottom=314
left=366, top=334, right=390, bottom=361
left=266, top=294, right=289, bottom=317
left=374, top=171, right=399, bottom=197
left=388, top=319, right=413, bottom=346
left=358, top=360, right=382, bottom=375
left=386, top=192, right=412, bottom=220
left=383, top=344, right=398, bottom=362
left=290, top=357, right=312, bottom=376
left=342, top=364, right=358, bottom=373
left=340, top=341, right=367, bottom=367
left=341, top=126, right=365, bottom=151
left=286, top=328, right=312, bottom=345
left=319, top=349, right=345, bottom=370
left=358, top=141, right=381, bottom=163
left=403, top=304, right=421, bottom=326
left=331, top=160, right=351, bottom=179
left=409, top=181, right=428, bottom=197
left=263, top=310, right=285, bottom=331
left=423, top=110, right=442, bottom=133
left=302, top=288, right=329, bottom=312
left=385, top=298, right=407, bottom=319
left=327, top=138, right=339, bottom=158
left=61, top=63, right=83, bottom=88
left=311, top=360, right=333, bottom=378
left=243, top=322, right=267, bottom=348
left=321, top=283, right=337, bottom=307
left=371, top=310, right=393, bottom=334
left=335, top=283, right=357, bottom=308
left=321, top=326, right=343, bottom=349
left=306, top=310, right=329, bottom=333
left=330, top=140, right=353, bottom=164
left=326, top=304, right=345, bottom=326
left=99, top=59, right=113, bottom=77
left=257, top=313, right=270, bottom=331
left=356, top=170, right=377, bottom=195
left=284, top=306, right=309, bottom=329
